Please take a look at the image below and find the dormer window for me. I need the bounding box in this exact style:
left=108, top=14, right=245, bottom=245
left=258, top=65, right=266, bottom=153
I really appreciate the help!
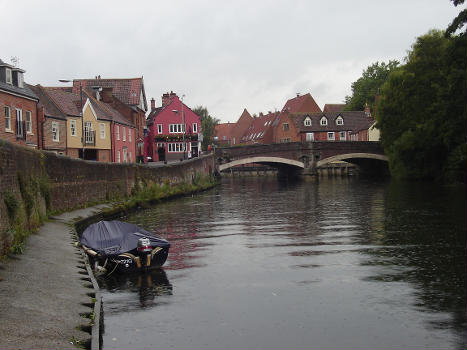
left=17, top=72, right=24, bottom=88
left=304, top=117, right=312, bottom=126
left=320, top=116, right=328, bottom=126
left=5, top=68, right=12, bottom=84
left=336, top=116, right=344, bottom=126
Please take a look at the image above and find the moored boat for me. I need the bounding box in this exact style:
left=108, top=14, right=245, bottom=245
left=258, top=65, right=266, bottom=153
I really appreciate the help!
left=80, top=220, right=170, bottom=273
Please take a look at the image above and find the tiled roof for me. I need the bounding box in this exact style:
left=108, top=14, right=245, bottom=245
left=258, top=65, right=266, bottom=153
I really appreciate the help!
left=291, top=111, right=374, bottom=133
left=72, top=77, right=146, bottom=110
left=146, top=106, right=165, bottom=126
left=242, top=111, right=279, bottom=142
left=282, top=93, right=321, bottom=114
left=323, top=104, right=346, bottom=113
left=28, top=85, right=66, bottom=120
left=86, top=92, right=134, bottom=127
left=0, top=80, right=38, bottom=101
left=43, top=87, right=82, bottom=116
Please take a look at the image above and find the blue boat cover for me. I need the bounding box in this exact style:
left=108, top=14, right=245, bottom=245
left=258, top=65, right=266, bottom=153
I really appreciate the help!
left=80, top=220, right=170, bottom=256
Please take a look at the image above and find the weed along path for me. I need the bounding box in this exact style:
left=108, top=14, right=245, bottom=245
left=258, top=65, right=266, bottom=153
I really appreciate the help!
left=0, top=205, right=109, bottom=350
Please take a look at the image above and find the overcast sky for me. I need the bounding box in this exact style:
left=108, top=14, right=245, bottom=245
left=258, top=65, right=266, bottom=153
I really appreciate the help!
left=1, top=0, right=460, bottom=123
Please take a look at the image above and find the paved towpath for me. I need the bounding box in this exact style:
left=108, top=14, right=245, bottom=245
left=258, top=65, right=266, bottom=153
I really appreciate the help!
left=0, top=205, right=109, bottom=350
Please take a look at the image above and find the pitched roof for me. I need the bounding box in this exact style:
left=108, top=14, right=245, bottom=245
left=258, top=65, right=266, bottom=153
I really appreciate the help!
left=83, top=91, right=134, bottom=127
left=72, top=77, right=147, bottom=111
left=42, top=87, right=82, bottom=116
left=291, top=111, right=374, bottom=133
left=323, top=104, right=346, bottom=113
left=281, top=93, right=322, bottom=114
left=214, top=122, right=235, bottom=140
left=28, top=85, right=67, bottom=120
left=242, top=111, right=279, bottom=142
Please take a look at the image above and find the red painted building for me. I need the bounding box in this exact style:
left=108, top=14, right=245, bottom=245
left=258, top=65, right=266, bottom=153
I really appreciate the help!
left=145, top=92, right=201, bottom=162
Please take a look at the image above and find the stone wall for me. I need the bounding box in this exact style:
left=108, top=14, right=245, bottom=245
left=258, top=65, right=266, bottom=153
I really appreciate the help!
left=0, top=139, right=214, bottom=256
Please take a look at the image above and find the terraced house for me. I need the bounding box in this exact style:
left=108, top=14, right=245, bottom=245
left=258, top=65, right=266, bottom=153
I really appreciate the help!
left=0, top=59, right=39, bottom=148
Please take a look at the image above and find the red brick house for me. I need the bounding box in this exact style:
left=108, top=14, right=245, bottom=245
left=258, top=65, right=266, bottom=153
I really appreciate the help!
left=29, top=85, right=67, bottom=154
left=72, top=77, right=148, bottom=162
left=213, top=122, right=235, bottom=146
left=281, top=93, right=322, bottom=114
left=0, top=59, right=39, bottom=148
left=229, top=109, right=253, bottom=146
left=145, top=92, right=201, bottom=162
left=241, top=111, right=279, bottom=144
left=291, top=111, right=375, bottom=142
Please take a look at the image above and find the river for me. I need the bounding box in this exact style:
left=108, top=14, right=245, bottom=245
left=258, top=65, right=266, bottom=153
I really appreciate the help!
left=98, top=176, right=465, bottom=349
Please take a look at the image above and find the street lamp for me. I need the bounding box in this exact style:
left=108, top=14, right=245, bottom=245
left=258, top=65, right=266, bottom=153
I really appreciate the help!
left=59, top=79, right=84, bottom=159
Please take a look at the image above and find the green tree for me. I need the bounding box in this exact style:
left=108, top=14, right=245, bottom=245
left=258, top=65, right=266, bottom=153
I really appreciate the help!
left=376, top=29, right=466, bottom=181
left=344, top=60, right=399, bottom=113
left=192, top=106, right=220, bottom=151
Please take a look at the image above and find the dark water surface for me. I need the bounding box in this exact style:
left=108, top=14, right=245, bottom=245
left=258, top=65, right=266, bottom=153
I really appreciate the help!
left=99, top=177, right=465, bottom=349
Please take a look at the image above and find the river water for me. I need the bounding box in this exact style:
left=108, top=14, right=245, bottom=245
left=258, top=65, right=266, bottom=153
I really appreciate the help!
left=99, top=177, right=465, bottom=349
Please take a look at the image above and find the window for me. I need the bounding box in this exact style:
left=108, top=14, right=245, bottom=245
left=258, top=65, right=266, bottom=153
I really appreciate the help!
left=123, top=148, right=128, bottom=162
left=281, top=137, right=291, bottom=143
left=85, top=121, right=93, bottom=144
left=223, top=136, right=226, bottom=140
left=327, top=132, right=335, bottom=141
left=4, top=106, right=11, bottom=131
left=116, top=125, right=120, bottom=140
left=100, top=123, right=105, bottom=139
left=52, top=122, right=59, bottom=142
left=117, top=150, right=121, bottom=163
left=15, top=109, right=23, bottom=137
left=193, top=123, right=197, bottom=133
left=157, top=124, right=163, bottom=134
left=282, top=123, right=289, bottom=131
left=304, top=117, right=311, bottom=126
left=320, top=117, right=328, bottom=126
left=17, top=72, right=24, bottom=88
left=336, top=116, right=344, bottom=125
left=339, top=131, right=346, bottom=140
left=168, top=142, right=185, bottom=152
left=169, top=124, right=185, bottom=133
left=128, top=128, right=131, bottom=142
left=70, top=120, right=76, bottom=136
left=122, top=127, right=126, bottom=141
left=306, top=132, right=314, bottom=141
left=5, top=68, right=12, bottom=84
left=129, top=151, right=132, bottom=162
left=25, top=111, right=32, bottom=134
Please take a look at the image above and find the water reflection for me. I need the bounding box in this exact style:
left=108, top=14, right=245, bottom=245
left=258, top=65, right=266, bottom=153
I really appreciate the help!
left=100, top=177, right=465, bottom=350
left=98, top=269, right=172, bottom=312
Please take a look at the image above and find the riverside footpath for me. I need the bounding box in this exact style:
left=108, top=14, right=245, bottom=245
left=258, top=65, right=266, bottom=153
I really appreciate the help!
left=0, top=205, right=109, bottom=350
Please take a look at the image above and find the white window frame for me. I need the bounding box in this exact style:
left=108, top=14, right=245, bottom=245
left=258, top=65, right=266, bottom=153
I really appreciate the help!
left=4, top=105, right=11, bottom=131
left=116, top=125, right=120, bottom=140
left=320, top=117, right=328, bottom=126
left=192, top=123, right=197, bottom=133
left=157, top=124, right=163, bottom=134
left=336, top=116, right=344, bottom=126
left=117, top=150, right=121, bottom=163
left=128, top=128, right=131, bottom=142
left=304, top=117, right=311, bottom=126
left=123, top=147, right=128, bottom=162
left=5, top=68, right=12, bottom=84
left=25, top=111, right=32, bottom=134
left=306, top=132, right=314, bottom=141
left=100, top=123, right=105, bottom=139
left=15, top=108, right=23, bottom=137
left=52, top=122, right=59, bottom=142
left=169, top=124, right=185, bottom=133
left=327, top=132, right=335, bottom=141
left=129, top=151, right=132, bottom=162
left=70, top=120, right=76, bottom=136
left=282, top=123, right=289, bottom=131
left=339, top=131, right=346, bottom=141
left=122, top=126, right=126, bottom=141
left=84, top=121, right=93, bottom=144
left=17, top=72, right=24, bottom=88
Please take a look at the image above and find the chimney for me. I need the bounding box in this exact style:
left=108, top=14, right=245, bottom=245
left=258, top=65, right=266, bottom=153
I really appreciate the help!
left=296, top=93, right=300, bottom=98
left=151, top=98, right=156, bottom=110
left=364, top=102, right=371, bottom=118
left=102, top=87, right=113, bottom=103
left=162, top=92, right=171, bottom=107
left=169, top=90, right=177, bottom=98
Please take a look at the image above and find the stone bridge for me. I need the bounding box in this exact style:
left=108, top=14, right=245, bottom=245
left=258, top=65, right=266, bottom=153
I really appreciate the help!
left=214, top=141, right=388, bottom=176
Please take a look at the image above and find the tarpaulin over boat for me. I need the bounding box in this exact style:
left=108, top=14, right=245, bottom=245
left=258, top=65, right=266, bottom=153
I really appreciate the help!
left=80, top=220, right=170, bottom=256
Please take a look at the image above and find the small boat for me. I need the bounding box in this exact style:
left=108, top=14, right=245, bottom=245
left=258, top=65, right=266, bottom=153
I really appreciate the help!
left=80, top=220, right=170, bottom=273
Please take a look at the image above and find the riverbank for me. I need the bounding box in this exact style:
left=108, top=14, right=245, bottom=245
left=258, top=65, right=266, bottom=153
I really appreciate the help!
left=0, top=205, right=110, bottom=350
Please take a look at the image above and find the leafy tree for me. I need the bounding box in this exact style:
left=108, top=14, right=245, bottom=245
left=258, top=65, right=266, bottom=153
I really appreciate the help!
left=446, top=0, right=466, bottom=35
left=192, top=106, right=220, bottom=151
left=344, top=60, right=399, bottom=113
left=376, top=29, right=466, bottom=181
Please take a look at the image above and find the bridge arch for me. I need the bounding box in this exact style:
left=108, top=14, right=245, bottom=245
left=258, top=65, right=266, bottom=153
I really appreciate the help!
left=317, top=153, right=388, bottom=167
left=219, top=156, right=304, bottom=172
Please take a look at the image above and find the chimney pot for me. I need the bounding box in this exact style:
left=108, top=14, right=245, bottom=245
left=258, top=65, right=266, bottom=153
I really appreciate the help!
left=151, top=98, right=156, bottom=110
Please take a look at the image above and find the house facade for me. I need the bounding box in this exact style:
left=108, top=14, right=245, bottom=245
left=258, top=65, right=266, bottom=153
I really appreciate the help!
left=72, top=77, right=147, bottom=162
left=213, top=122, right=235, bottom=146
left=145, top=92, right=201, bottom=162
left=0, top=59, right=39, bottom=148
